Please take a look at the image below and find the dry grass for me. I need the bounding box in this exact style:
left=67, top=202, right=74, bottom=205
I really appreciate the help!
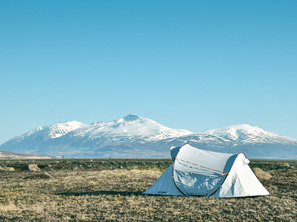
left=0, top=159, right=296, bottom=221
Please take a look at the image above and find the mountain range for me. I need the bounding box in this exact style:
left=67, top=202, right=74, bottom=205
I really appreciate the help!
left=1, top=114, right=296, bottom=159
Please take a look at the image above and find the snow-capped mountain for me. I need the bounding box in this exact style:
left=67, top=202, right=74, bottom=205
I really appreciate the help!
left=71, top=114, right=193, bottom=141
left=0, top=115, right=296, bottom=159
left=14, top=120, right=88, bottom=142
left=203, top=124, right=296, bottom=145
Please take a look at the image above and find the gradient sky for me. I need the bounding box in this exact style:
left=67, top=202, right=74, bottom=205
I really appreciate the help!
left=1, top=0, right=297, bottom=144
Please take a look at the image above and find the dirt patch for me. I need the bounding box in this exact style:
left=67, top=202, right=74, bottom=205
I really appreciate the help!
left=253, top=167, right=272, bottom=180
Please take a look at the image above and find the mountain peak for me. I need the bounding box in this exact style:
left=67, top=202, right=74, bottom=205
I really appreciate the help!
left=122, top=114, right=141, bottom=122
left=204, top=124, right=262, bottom=134
left=204, top=124, right=296, bottom=144
left=46, top=120, right=88, bottom=139
left=52, top=120, right=86, bottom=128
left=83, top=114, right=192, bottom=140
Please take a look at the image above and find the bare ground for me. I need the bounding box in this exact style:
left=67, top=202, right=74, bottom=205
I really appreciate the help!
left=0, top=159, right=296, bottom=221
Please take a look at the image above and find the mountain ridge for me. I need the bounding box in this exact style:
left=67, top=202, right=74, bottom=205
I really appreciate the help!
left=1, top=115, right=296, bottom=159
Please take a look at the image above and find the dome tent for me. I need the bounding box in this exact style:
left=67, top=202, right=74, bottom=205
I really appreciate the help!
left=144, top=144, right=269, bottom=198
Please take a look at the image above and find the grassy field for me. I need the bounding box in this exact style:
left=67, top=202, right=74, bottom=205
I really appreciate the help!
left=0, top=159, right=296, bottom=221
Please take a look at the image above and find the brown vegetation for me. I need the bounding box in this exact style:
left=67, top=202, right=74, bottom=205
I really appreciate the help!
left=0, top=159, right=296, bottom=221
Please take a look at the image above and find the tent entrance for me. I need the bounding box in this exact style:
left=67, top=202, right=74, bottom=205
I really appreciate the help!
left=173, top=161, right=229, bottom=196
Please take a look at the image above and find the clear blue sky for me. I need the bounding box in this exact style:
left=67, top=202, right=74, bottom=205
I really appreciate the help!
left=1, top=0, right=296, bottom=144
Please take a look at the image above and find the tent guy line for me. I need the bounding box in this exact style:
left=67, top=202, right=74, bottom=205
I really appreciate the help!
left=175, top=157, right=228, bottom=175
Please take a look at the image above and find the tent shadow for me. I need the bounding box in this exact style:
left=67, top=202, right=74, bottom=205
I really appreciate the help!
left=56, top=190, right=143, bottom=196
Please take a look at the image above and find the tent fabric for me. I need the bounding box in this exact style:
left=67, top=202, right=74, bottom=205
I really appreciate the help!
left=144, top=144, right=269, bottom=198
left=170, top=146, right=180, bottom=161
left=173, top=144, right=237, bottom=196
left=143, top=163, right=183, bottom=196
left=212, top=153, right=270, bottom=197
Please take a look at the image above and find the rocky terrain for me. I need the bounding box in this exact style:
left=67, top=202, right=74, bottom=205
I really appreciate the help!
left=0, top=158, right=296, bottom=221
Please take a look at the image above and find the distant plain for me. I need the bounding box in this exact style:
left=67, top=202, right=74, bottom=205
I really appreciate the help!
left=0, top=159, right=296, bottom=221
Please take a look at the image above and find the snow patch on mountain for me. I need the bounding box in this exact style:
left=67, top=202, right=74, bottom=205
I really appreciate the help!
left=11, top=120, right=88, bottom=144
left=46, top=121, right=88, bottom=139
left=204, top=124, right=297, bottom=145
left=72, top=114, right=193, bottom=141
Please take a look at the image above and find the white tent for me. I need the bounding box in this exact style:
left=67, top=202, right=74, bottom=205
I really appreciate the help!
left=144, top=144, right=269, bottom=198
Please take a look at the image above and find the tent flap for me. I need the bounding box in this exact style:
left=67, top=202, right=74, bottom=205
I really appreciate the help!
left=143, top=163, right=183, bottom=196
